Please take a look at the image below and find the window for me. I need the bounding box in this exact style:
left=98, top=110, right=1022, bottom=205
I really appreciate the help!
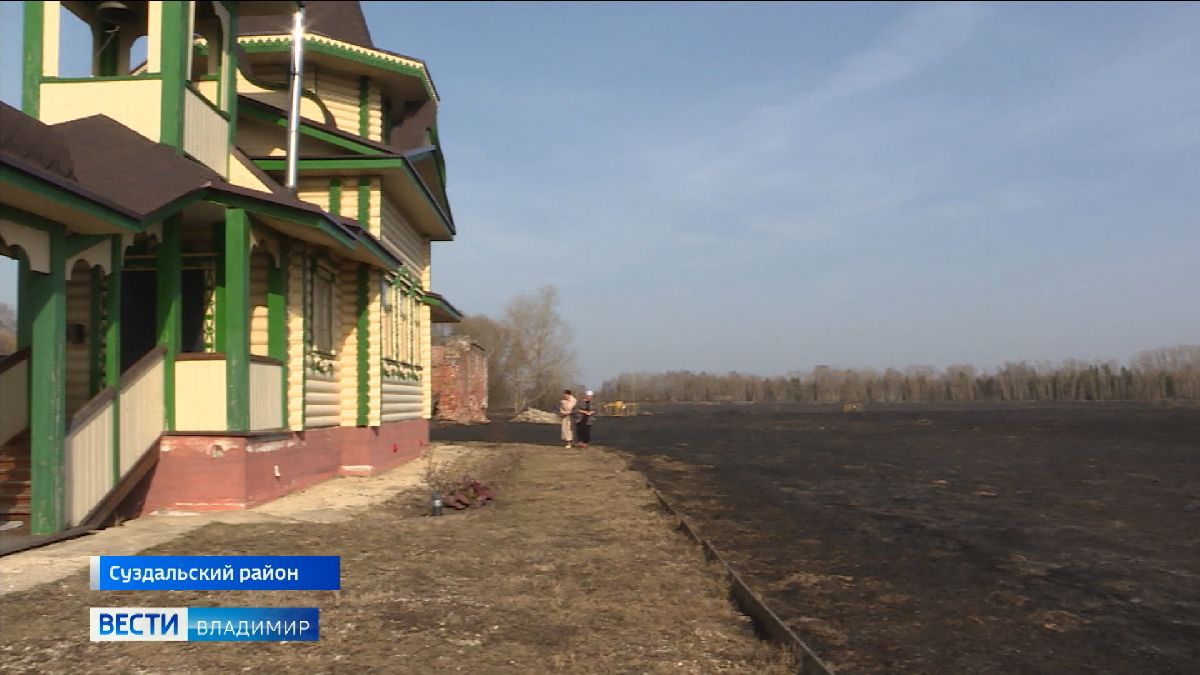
left=381, top=277, right=401, bottom=363
left=405, top=292, right=416, bottom=363
left=310, top=265, right=335, bottom=354
left=411, top=294, right=421, bottom=364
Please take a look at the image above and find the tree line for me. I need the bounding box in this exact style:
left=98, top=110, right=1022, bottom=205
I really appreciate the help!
left=598, top=346, right=1200, bottom=404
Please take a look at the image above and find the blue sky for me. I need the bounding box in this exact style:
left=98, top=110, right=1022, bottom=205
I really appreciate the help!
left=2, top=2, right=1198, bottom=386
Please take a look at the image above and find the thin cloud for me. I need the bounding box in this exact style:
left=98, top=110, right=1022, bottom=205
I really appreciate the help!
left=802, top=2, right=990, bottom=110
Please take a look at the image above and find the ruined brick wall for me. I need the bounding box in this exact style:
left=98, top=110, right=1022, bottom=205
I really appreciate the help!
left=431, top=336, right=489, bottom=423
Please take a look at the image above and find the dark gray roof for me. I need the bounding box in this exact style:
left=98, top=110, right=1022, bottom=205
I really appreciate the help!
left=53, top=115, right=222, bottom=216
left=238, top=1, right=373, bottom=49
left=52, top=114, right=333, bottom=223
left=0, top=101, right=76, bottom=180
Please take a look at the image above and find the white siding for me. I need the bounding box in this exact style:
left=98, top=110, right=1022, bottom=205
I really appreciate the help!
left=380, top=193, right=427, bottom=271
left=250, top=362, right=284, bottom=430
left=119, top=358, right=164, bottom=475
left=381, top=380, right=423, bottom=423
left=305, top=376, right=340, bottom=428
left=182, top=87, right=229, bottom=175
left=338, top=259, right=360, bottom=426
left=250, top=253, right=270, bottom=357
left=175, top=360, right=226, bottom=431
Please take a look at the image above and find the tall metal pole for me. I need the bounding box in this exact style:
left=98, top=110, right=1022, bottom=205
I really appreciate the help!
left=285, top=2, right=307, bottom=191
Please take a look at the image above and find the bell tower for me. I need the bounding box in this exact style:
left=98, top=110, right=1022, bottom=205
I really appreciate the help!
left=21, top=1, right=250, bottom=176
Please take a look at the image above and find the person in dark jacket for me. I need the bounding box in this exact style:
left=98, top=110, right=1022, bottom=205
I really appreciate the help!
left=575, top=390, right=596, bottom=448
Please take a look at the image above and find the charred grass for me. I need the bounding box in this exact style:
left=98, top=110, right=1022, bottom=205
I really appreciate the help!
left=437, top=403, right=1200, bottom=673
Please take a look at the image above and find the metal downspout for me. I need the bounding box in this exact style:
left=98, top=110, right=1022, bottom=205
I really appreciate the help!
left=285, top=2, right=307, bottom=191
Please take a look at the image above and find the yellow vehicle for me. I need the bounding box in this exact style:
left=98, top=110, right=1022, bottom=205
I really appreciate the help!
left=602, top=400, right=640, bottom=416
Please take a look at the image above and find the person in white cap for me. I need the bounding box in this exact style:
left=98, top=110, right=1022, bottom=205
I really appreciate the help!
left=575, top=390, right=596, bottom=448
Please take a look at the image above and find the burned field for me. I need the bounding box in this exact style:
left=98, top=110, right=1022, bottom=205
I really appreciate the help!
left=436, top=403, right=1200, bottom=673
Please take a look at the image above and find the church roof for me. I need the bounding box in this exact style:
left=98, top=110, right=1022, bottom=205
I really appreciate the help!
left=238, top=1, right=373, bottom=49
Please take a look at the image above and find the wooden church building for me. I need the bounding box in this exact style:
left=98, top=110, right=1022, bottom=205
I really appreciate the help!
left=0, top=0, right=463, bottom=538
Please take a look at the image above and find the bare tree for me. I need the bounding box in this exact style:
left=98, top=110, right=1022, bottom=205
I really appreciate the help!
left=503, top=285, right=576, bottom=411
left=454, top=313, right=515, bottom=410
left=0, top=302, right=15, bottom=355
left=448, top=286, right=578, bottom=413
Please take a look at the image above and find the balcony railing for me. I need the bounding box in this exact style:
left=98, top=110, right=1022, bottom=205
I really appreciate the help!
left=175, top=354, right=284, bottom=432
left=182, top=85, right=229, bottom=175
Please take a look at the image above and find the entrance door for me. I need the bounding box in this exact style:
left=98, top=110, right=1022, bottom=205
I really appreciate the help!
left=120, top=270, right=157, bottom=372
left=120, top=269, right=208, bottom=371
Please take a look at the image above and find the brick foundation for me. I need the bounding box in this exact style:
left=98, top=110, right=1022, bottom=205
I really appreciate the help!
left=136, top=419, right=429, bottom=514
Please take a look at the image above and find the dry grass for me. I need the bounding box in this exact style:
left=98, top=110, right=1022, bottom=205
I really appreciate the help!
left=0, top=443, right=792, bottom=673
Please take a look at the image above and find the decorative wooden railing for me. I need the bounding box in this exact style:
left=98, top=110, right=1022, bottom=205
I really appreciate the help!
left=175, top=353, right=284, bottom=431
left=63, top=346, right=165, bottom=528
left=182, top=84, right=230, bottom=175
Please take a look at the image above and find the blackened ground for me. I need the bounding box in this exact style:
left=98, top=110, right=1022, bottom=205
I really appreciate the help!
left=435, top=403, right=1200, bottom=674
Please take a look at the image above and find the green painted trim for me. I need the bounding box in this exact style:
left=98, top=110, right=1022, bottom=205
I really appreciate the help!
left=96, top=24, right=120, bottom=77
left=355, top=233, right=401, bottom=272
left=300, top=251, right=309, bottom=428
left=88, top=267, right=103, bottom=396
left=239, top=103, right=389, bottom=156
left=254, top=157, right=404, bottom=172
left=357, top=177, right=371, bottom=230
left=224, top=10, right=238, bottom=176
left=381, top=96, right=392, bottom=142
left=41, top=74, right=162, bottom=83
left=212, top=222, right=226, bottom=352
left=356, top=265, right=369, bottom=426
left=0, top=203, right=75, bottom=235
left=429, top=127, right=448, bottom=188
left=270, top=240, right=289, bottom=426
left=184, top=81, right=231, bottom=121
left=421, top=293, right=464, bottom=322
left=22, top=1, right=43, bottom=117
left=29, top=227, right=66, bottom=535
left=267, top=247, right=287, bottom=361
left=404, top=147, right=439, bottom=162
left=260, top=154, right=453, bottom=238
left=106, top=236, right=123, bottom=485
left=159, top=2, right=189, bottom=149
left=400, top=160, right=456, bottom=237
left=0, top=167, right=141, bottom=231
left=224, top=209, right=251, bottom=431
left=328, top=178, right=342, bottom=217
left=205, top=191, right=357, bottom=249
left=63, top=234, right=110, bottom=259
left=391, top=267, right=420, bottom=290
left=138, top=190, right=218, bottom=231
left=156, top=216, right=183, bottom=431
left=238, top=36, right=438, bottom=102
left=358, top=76, right=370, bottom=137
left=17, top=256, right=32, bottom=348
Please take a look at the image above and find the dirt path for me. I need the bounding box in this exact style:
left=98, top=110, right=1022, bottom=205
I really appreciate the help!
left=0, top=442, right=791, bottom=673
left=0, top=444, right=476, bottom=595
